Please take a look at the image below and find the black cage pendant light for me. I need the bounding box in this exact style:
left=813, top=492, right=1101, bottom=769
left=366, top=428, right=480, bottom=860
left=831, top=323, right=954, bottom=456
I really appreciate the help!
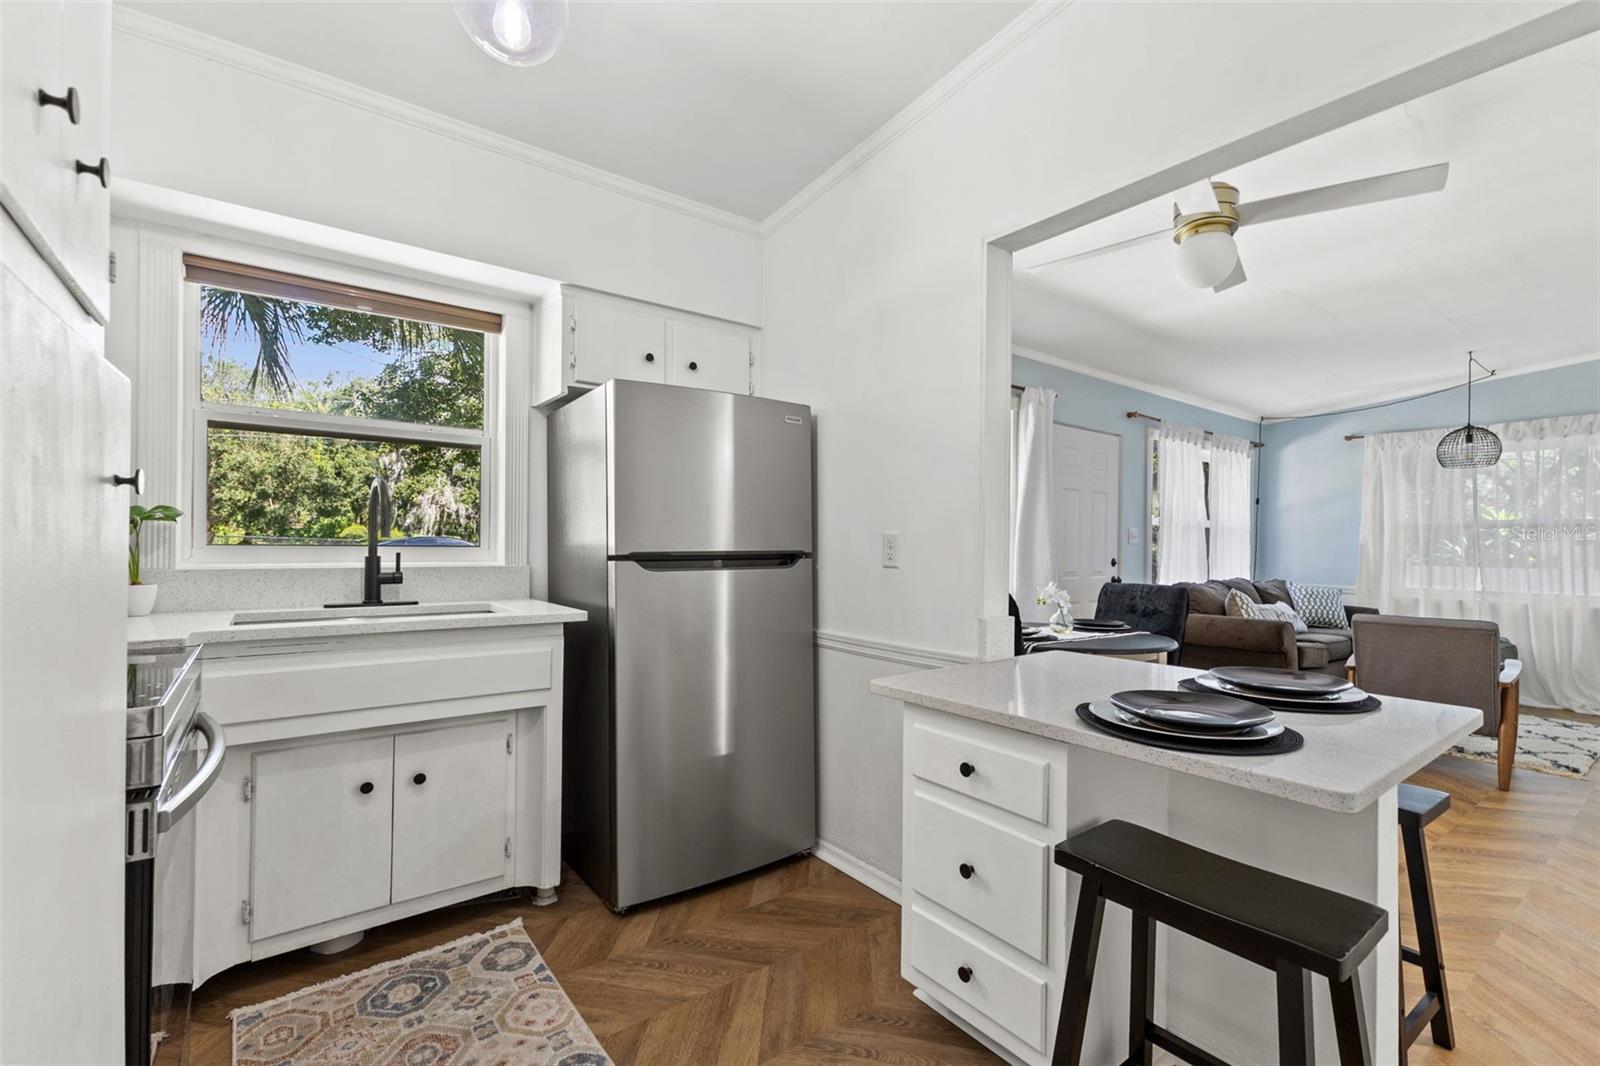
left=1436, top=351, right=1501, bottom=468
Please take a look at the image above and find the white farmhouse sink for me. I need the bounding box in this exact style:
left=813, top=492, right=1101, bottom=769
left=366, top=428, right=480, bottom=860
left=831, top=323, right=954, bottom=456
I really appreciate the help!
left=230, top=602, right=503, bottom=626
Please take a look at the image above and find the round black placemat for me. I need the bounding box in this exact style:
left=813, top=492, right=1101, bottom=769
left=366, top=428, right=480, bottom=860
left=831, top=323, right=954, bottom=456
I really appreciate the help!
left=1076, top=703, right=1304, bottom=756
left=1178, top=678, right=1381, bottom=714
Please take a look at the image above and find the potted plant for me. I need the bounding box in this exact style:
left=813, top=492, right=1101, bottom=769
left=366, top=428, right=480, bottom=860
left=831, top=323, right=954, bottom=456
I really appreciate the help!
left=129, top=504, right=182, bottom=616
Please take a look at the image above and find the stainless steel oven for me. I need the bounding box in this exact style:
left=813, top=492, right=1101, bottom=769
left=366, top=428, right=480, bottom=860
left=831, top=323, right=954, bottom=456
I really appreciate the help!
left=126, top=647, right=226, bottom=1066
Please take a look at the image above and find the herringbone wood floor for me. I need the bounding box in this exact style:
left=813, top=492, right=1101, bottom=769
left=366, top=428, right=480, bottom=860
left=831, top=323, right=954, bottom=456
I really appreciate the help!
left=190, top=741, right=1598, bottom=1065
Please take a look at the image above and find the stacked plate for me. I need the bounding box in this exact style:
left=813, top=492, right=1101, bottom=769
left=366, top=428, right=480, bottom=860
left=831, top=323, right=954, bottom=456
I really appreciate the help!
left=1083, top=689, right=1286, bottom=746
left=1188, top=666, right=1377, bottom=712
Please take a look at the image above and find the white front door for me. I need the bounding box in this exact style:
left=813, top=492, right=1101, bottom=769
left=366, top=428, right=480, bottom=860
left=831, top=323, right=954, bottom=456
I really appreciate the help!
left=1053, top=424, right=1120, bottom=615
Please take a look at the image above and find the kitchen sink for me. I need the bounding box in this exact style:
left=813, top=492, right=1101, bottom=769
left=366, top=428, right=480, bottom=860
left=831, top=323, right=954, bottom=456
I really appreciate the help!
left=230, top=602, right=503, bottom=625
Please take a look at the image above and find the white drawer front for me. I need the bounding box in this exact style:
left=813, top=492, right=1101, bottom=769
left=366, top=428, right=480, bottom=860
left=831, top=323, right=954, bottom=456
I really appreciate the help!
left=905, top=904, right=1048, bottom=1053
left=909, top=723, right=1050, bottom=824
left=907, top=790, right=1050, bottom=961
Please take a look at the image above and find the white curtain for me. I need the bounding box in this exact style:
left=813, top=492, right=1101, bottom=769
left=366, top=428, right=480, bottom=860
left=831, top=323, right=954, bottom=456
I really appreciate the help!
left=1011, top=387, right=1057, bottom=622
left=1208, top=432, right=1254, bottom=579
left=1156, top=423, right=1209, bottom=584
left=1358, top=413, right=1600, bottom=712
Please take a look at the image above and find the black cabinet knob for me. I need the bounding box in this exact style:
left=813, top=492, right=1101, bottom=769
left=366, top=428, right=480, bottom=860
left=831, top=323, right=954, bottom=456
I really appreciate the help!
left=358, top=781, right=374, bottom=795
left=112, top=469, right=144, bottom=494
left=958, top=761, right=975, bottom=778
left=957, top=965, right=973, bottom=984
left=958, top=862, right=975, bottom=880
left=37, top=87, right=80, bottom=124
left=75, top=156, right=109, bottom=189
left=644, top=352, right=655, bottom=363
left=688, top=361, right=699, bottom=371
left=412, top=772, right=427, bottom=786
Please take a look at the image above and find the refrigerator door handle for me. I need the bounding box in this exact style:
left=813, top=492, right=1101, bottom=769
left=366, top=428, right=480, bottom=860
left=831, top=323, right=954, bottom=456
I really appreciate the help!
left=621, top=552, right=807, bottom=572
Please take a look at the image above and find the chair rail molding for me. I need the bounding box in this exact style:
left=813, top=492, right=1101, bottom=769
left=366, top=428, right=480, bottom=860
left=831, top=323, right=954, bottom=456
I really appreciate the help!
left=814, top=630, right=972, bottom=670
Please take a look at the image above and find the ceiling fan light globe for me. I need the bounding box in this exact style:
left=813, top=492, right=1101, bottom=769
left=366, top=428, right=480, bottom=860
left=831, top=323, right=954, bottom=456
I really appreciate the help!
left=455, top=0, right=568, bottom=67
left=1174, top=230, right=1239, bottom=288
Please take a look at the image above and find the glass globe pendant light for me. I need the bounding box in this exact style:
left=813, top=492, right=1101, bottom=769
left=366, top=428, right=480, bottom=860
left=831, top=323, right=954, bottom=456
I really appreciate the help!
left=1436, top=351, right=1502, bottom=468
left=454, top=0, right=569, bottom=67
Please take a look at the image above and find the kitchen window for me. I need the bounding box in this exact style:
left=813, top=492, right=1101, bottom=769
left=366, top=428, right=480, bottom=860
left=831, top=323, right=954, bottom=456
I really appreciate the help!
left=183, top=255, right=503, bottom=562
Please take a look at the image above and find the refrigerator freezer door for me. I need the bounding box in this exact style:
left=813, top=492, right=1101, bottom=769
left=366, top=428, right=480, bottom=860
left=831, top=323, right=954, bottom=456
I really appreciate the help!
left=611, top=557, right=816, bottom=908
left=608, top=381, right=812, bottom=556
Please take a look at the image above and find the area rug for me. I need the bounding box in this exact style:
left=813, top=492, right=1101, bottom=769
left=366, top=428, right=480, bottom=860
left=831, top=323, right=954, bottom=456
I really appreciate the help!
left=232, top=919, right=612, bottom=1065
left=1451, top=714, right=1600, bottom=779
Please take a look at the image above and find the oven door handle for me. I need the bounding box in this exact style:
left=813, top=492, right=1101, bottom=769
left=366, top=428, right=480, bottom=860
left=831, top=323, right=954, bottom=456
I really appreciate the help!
left=156, top=712, right=225, bottom=834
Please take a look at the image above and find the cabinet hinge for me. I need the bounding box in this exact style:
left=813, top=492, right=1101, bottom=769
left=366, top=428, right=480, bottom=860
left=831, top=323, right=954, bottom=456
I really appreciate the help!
left=504, top=837, right=512, bottom=859
left=240, top=899, right=253, bottom=926
left=242, top=775, right=252, bottom=803
left=108, top=250, right=118, bottom=284
left=506, top=733, right=514, bottom=754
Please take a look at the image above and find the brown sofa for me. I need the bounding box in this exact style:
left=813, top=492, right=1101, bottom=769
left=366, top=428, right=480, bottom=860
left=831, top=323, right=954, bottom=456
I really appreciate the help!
left=1172, top=577, right=1365, bottom=675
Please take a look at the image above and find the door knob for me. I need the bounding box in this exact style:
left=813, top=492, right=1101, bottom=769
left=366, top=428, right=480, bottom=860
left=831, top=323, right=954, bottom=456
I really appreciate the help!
left=412, top=772, right=427, bottom=786
left=36, top=87, right=80, bottom=124
left=112, top=469, right=144, bottom=494
left=75, top=157, right=109, bottom=189
left=358, top=781, right=374, bottom=795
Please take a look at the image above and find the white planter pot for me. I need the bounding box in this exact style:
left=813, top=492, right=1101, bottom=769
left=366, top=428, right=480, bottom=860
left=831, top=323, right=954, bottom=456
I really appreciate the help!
left=128, top=584, right=158, bottom=617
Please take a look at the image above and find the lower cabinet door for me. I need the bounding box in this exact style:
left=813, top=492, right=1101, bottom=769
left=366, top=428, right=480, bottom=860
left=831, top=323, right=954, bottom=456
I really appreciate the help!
left=250, top=735, right=395, bottom=941
left=391, top=719, right=512, bottom=903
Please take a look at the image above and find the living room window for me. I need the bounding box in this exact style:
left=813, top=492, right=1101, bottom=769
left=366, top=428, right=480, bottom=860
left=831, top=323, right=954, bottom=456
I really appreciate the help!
left=1148, top=433, right=1212, bottom=582
left=183, top=255, right=502, bottom=562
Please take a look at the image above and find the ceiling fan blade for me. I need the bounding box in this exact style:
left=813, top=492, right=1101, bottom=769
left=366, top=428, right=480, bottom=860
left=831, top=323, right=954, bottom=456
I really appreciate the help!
left=1023, top=227, right=1168, bottom=271
left=1212, top=258, right=1247, bottom=292
left=1235, top=163, right=1448, bottom=227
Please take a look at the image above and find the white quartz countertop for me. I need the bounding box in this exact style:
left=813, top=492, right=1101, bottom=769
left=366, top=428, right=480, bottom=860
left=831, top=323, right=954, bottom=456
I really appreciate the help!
left=128, top=598, right=586, bottom=652
left=870, top=653, right=1482, bottom=813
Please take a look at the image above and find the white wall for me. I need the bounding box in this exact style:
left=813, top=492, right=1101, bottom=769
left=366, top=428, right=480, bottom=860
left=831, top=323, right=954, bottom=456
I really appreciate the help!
left=761, top=0, right=1564, bottom=879
left=111, top=25, right=763, bottom=326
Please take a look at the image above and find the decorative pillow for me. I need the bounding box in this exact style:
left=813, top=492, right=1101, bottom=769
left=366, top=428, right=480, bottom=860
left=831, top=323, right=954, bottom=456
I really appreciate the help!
left=1226, top=589, right=1308, bottom=633
left=1289, top=582, right=1346, bottom=628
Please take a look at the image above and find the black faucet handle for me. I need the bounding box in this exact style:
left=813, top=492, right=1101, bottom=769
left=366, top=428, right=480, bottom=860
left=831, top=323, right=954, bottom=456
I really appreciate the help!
left=380, top=550, right=405, bottom=585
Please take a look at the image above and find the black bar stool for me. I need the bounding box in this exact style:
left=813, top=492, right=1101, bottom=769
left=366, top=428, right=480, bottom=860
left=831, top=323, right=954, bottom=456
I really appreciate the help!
left=1398, top=784, right=1454, bottom=1062
left=1052, top=819, right=1389, bottom=1066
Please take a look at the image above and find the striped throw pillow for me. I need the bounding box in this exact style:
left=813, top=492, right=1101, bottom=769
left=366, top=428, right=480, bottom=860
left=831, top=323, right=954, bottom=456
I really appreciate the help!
left=1226, top=589, right=1308, bottom=633
left=1289, top=583, right=1346, bottom=628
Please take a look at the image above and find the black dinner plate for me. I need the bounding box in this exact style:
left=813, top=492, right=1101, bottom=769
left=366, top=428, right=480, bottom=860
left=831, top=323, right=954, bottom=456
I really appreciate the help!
left=1108, top=689, right=1276, bottom=733
left=1210, top=666, right=1353, bottom=696
left=1066, top=618, right=1130, bottom=631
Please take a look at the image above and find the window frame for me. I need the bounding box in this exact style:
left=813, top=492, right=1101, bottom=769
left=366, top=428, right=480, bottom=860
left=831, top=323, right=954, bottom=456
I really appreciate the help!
left=178, top=251, right=524, bottom=568
left=1147, top=429, right=1214, bottom=583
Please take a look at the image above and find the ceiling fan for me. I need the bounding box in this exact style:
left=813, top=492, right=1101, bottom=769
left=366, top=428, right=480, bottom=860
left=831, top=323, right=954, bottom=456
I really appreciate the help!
left=1025, top=162, right=1450, bottom=292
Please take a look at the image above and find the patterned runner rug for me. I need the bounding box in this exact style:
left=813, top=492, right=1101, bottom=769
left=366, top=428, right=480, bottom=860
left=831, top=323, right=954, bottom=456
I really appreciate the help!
left=232, top=919, right=611, bottom=1065
left=1451, top=714, right=1600, bottom=779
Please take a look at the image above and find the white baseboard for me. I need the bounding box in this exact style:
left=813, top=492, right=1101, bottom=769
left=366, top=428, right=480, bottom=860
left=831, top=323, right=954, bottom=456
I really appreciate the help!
left=811, top=839, right=901, bottom=903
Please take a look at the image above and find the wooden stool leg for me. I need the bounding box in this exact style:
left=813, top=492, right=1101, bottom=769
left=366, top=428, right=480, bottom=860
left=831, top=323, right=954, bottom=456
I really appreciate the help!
left=1052, top=878, right=1105, bottom=1066
left=1497, top=678, right=1520, bottom=791
left=1331, top=969, right=1373, bottom=1066
left=1275, top=959, right=1314, bottom=1066
left=1402, top=821, right=1455, bottom=1050
left=1128, top=915, right=1155, bottom=1065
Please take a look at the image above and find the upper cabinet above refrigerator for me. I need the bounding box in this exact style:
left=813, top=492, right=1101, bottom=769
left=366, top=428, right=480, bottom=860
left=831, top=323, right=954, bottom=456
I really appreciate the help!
left=543, top=287, right=759, bottom=405
left=0, top=0, right=112, bottom=324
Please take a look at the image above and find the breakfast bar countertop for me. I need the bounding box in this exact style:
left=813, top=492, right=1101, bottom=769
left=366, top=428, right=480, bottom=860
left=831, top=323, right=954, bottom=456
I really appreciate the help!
left=870, top=652, right=1481, bottom=813
left=127, top=598, right=587, bottom=652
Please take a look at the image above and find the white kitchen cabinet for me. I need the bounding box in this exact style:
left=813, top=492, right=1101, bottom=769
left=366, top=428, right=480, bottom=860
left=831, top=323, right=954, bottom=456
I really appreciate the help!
left=568, top=295, right=667, bottom=386
left=0, top=0, right=112, bottom=324
left=550, top=286, right=759, bottom=403
left=392, top=719, right=513, bottom=903
left=249, top=735, right=396, bottom=941
left=672, top=320, right=752, bottom=394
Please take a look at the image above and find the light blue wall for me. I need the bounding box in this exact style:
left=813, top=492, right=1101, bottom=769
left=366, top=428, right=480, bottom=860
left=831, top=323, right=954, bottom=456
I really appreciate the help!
left=1012, top=355, right=1260, bottom=584
left=1257, top=360, right=1600, bottom=585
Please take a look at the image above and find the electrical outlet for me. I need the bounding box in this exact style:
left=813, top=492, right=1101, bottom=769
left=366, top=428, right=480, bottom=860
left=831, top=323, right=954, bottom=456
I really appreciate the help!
left=881, top=532, right=901, bottom=568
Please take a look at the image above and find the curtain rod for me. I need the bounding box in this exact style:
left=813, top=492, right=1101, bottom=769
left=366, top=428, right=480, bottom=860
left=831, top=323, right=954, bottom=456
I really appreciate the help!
left=1125, top=409, right=1264, bottom=448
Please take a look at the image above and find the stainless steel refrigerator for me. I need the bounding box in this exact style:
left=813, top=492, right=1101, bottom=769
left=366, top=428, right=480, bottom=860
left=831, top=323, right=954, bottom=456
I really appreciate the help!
left=548, top=380, right=816, bottom=911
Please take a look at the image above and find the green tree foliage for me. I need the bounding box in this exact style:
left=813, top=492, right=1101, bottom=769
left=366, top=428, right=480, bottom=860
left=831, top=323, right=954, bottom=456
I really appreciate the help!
left=200, top=292, right=483, bottom=546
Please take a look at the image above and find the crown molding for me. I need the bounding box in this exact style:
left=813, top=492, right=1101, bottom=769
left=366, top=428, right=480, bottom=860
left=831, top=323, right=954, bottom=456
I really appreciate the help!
left=112, top=7, right=764, bottom=238
left=759, top=1, right=1073, bottom=236
left=1012, top=344, right=1264, bottom=423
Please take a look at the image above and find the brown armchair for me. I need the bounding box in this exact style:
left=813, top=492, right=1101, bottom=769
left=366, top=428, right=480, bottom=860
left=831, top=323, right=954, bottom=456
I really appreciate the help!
left=1351, top=615, right=1523, bottom=790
